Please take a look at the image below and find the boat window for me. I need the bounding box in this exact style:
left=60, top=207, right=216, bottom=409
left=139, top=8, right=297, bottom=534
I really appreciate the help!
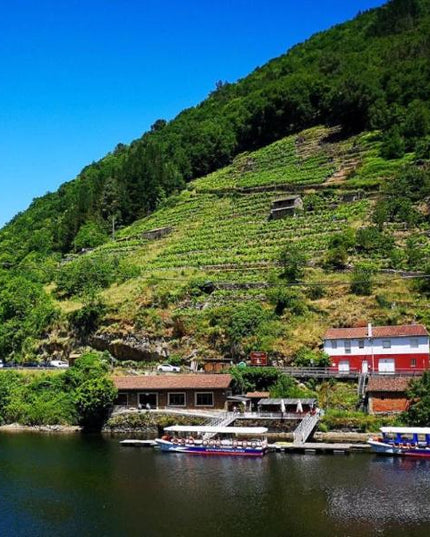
left=331, top=340, right=337, bottom=349
left=168, top=392, right=186, bottom=407
left=382, top=339, right=391, bottom=348
left=358, top=339, right=365, bottom=349
left=410, top=338, right=419, bottom=348
left=195, top=392, right=214, bottom=407
left=411, top=358, right=417, bottom=368
left=344, top=340, right=351, bottom=353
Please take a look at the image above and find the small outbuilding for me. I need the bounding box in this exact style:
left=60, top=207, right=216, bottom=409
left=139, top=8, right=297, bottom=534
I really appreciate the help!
left=366, top=376, right=412, bottom=415
left=268, top=196, right=303, bottom=220
left=113, top=374, right=232, bottom=410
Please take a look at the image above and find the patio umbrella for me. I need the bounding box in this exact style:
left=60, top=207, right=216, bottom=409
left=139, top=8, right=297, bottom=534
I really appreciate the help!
left=296, top=400, right=303, bottom=414
left=280, top=399, right=286, bottom=414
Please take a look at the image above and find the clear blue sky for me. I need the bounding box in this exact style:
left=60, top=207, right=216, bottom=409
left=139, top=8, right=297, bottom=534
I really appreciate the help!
left=0, top=0, right=386, bottom=228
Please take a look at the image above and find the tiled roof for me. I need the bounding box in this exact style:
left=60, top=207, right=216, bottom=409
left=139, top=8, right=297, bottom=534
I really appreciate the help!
left=324, top=324, right=428, bottom=340
left=366, top=376, right=413, bottom=393
left=113, top=374, right=232, bottom=390
left=246, top=391, right=270, bottom=398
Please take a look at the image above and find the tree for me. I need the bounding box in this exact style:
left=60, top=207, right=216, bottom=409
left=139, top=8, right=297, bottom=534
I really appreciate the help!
left=279, top=244, right=307, bottom=282
left=380, top=126, right=405, bottom=159
left=350, top=263, right=375, bottom=296
left=403, top=372, right=430, bottom=426
left=74, top=377, right=117, bottom=430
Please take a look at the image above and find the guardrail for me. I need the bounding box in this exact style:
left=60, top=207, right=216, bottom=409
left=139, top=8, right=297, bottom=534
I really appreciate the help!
left=278, top=367, right=427, bottom=378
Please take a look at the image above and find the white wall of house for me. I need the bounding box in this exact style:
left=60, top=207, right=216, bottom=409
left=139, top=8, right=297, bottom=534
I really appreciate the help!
left=323, top=336, right=429, bottom=357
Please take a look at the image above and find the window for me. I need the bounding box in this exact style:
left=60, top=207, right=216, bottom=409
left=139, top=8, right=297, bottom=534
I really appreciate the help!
left=168, top=392, right=186, bottom=407
left=358, top=339, right=365, bottom=349
left=331, top=340, right=337, bottom=349
left=116, top=392, right=128, bottom=406
left=344, top=340, right=351, bottom=354
left=410, top=338, right=419, bottom=348
left=195, top=392, right=214, bottom=407
left=411, top=358, right=417, bottom=368
left=382, top=339, right=391, bottom=349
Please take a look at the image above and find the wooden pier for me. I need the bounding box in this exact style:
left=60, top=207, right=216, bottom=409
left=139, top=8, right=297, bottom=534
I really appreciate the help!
left=269, top=442, right=371, bottom=455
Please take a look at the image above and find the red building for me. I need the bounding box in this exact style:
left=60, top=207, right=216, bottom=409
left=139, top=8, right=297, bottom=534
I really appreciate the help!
left=323, top=323, right=429, bottom=374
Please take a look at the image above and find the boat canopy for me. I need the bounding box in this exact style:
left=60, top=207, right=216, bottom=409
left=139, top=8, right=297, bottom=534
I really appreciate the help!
left=380, top=427, right=430, bottom=435
left=164, top=425, right=268, bottom=435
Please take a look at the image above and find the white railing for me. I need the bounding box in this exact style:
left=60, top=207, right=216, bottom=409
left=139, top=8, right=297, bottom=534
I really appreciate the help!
left=293, top=412, right=321, bottom=445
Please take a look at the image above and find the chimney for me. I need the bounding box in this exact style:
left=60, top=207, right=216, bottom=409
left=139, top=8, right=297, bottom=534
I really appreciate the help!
left=367, top=322, right=372, bottom=338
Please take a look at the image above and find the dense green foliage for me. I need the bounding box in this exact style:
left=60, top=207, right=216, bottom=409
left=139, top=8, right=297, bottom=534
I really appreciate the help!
left=403, top=371, right=430, bottom=425
left=0, top=353, right=117, bottom=428
left=1, top=0, right=430, bottom=266
left=0, top=271, right=57, bottom=360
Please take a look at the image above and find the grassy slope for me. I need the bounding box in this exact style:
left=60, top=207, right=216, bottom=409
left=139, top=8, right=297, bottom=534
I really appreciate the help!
left=57, top=126, right=430, bottom=360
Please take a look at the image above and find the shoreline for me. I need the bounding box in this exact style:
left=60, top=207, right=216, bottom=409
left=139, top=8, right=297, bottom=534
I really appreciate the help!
left=0, top=423, right=370, bottom=442
left=0, top=423, right=82, bottom=434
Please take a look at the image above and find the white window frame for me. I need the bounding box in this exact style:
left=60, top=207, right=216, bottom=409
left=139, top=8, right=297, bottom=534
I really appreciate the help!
left=195, top=392, right=214, bottom=407
left=167, top=392, right=186, bottom=407
left=344, top=340, right=351, bottom=354
left=331, top=340, right=337, bottom=349
left=382, top=339, right=391, bottom=349
left=411, top=358, right=417, bottom=368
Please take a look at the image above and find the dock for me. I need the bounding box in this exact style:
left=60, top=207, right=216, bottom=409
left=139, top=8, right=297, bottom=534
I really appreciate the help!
left=269, top=442, right=371, bottom=455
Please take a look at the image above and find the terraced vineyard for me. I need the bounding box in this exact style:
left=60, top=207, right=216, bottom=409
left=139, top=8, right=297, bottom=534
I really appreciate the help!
left=59, top=126, right=430, bottom=360
left=97, top=127, right=375, bottom=278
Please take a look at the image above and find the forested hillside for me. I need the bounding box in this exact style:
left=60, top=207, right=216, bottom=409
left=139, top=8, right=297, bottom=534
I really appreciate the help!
left=1, top=0, right=430, bottom=364
left=1, top=0, right=430, bottom=262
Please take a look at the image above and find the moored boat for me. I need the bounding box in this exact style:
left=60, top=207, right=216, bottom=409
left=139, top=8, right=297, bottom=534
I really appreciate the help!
left=368, top=427, right=430, bottom=458
left=155, top=425, right=268, bottom=457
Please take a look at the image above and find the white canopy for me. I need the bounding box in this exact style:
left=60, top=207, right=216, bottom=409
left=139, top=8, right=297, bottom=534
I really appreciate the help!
left=380, top=427, right=430, bottom=435
left=164, top=425, right=268, bottom=435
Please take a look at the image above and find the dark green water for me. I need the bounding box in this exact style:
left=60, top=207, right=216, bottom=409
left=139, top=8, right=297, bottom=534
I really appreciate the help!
left=1, top=433, right=430, bottom=537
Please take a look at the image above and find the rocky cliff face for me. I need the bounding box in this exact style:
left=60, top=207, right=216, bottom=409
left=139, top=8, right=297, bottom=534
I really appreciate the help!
left=89, top=332, right=170, bottom=362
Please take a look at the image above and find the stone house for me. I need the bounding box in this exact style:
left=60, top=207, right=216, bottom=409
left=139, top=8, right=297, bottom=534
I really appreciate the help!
left=113, top=374, right=232, bottom=410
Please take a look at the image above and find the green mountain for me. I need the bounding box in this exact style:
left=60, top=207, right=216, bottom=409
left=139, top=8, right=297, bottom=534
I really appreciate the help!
left=1, top=0, right=430, bottom=364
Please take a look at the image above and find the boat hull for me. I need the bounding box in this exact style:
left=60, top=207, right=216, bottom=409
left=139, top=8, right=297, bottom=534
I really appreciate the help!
left=155, top=439, right=266, bottom=457
left=368, top=439, right=430, bottom=458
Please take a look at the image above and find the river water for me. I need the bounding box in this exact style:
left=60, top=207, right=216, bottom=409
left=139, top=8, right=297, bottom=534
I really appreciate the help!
left=1, top=433, right=430, bottom=537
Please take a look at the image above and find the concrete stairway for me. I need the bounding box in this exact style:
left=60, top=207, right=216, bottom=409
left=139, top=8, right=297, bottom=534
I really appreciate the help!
left=203, top=412, right=237, bottom=440
left=293, top=412, right=321, bottom=445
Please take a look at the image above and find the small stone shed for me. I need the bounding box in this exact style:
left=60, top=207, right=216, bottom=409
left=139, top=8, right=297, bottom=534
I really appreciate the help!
left=366, top=376, right=412, bottom=414
left=268, top=196, right=303, bottom=220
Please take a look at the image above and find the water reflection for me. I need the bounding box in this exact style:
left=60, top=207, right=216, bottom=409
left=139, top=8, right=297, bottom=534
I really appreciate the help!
left=1, top=434, right=430, bottom=537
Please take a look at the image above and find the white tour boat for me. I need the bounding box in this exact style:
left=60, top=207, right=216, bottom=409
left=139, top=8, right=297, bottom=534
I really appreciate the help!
left=155, top=425, right=268, bottom=457
left=368, top=427, right=430, bottom=458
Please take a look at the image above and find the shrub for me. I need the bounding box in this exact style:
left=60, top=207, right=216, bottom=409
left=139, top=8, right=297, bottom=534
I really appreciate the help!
left=279, top=243, right=307, bottom=282
left=380, top=126, right=405, bottom=159
left=350, top=262, right=375, bottom=296
left=267, top=287, right=307, bottom=316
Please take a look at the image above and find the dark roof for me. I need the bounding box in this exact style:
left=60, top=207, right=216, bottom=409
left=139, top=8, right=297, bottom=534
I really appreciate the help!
left=113, top=374, right=232, bottom=391
left=366, top=376, right=413, bottom=393
left=324, top=324, right=428, bottom=340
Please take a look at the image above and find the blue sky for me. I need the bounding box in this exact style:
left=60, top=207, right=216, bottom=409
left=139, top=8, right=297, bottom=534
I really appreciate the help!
left=0, top=0, right=386, bottom=228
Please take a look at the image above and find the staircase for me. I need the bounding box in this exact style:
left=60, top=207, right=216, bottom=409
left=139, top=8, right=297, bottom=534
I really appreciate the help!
left=357, top=373, right=368, bottom=398
left=293, top=412, right=321, bottom=445
left=203, top=412, right=237, bottom=439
